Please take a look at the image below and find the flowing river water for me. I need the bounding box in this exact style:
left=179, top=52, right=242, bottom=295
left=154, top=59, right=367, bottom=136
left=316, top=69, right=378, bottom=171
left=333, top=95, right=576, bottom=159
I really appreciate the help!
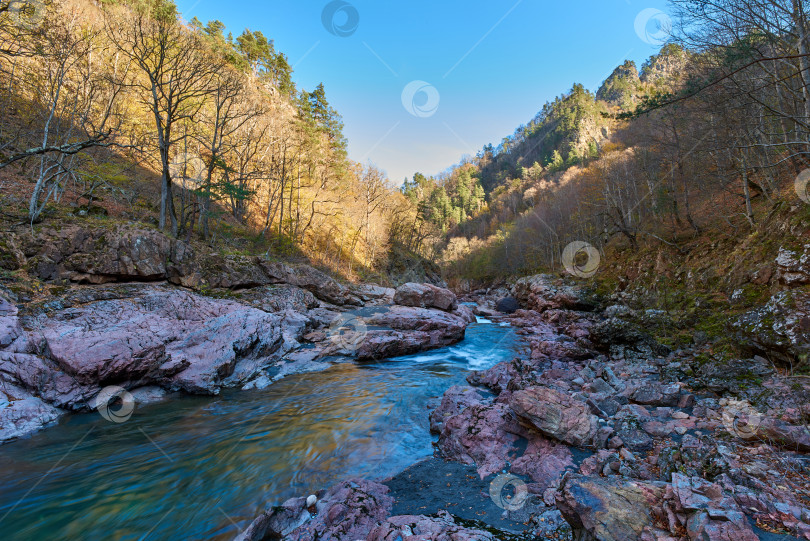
left=0, top=318, right=523, bottom=540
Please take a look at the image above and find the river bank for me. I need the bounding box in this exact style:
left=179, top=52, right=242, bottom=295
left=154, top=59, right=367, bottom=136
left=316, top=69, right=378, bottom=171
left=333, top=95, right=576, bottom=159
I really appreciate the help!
left=237, top=273, right=810, bottom=541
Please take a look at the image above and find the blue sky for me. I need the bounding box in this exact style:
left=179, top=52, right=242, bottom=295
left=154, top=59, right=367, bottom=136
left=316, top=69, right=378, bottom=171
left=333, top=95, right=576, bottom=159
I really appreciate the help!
left=175, top=0, right=671, bottom=184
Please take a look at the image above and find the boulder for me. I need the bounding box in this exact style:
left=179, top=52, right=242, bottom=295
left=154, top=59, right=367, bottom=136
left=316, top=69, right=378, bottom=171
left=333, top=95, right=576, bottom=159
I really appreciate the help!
left=495, top=296, right=519, bottom=313
left=556, top=473, right=761, bottom=541
left=236, top=285, right=319, bottom=314
left=436, top=401, right=524, bottom=478
left=234, top=496, right=310, bottom=541
left=17, top=225, right=174, bottom=283
left=631, top=383, right=681, bottom=407
left=352, top=284, right=395, bottom=304
left=511, top=274, right=591, bottom=311
left=346, top=306, right=468, bottom=360
left=428, top=385, right=485, bottom=434
left=393, top=282, right=457, bottom=311
left=556, top=474, right=669, bottom=541
left=198, top=254, right=270, bottom=289
left=509, top=386, right=600, bottom=447
left=734, top=290, right=810, bottom=365
left=776, top=245, right=810, bottom=285
left=435, top=393, right=575, bottom=488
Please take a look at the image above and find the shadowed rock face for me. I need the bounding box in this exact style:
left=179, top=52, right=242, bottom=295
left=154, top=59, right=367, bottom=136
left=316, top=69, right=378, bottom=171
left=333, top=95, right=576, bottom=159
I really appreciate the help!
left=7, top=225, right=363, bottom=306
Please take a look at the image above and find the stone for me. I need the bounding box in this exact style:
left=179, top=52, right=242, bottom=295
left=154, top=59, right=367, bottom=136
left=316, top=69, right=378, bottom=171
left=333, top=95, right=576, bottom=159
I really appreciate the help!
left=495, top=296, right=519, bottom=313
left=428, top=385, right=485, bottom=434
left=775, top=245, right=810, bottom=285
left=392, top=282, right=458, bottom=311
left=509, top=386, right=600, bottom=448
left=258, top=260, right=362, bottom=306
left=631, top=383, right=681, bottom=407
left=555, top=474, right=668, bottom=541
left=0, top=385, right=61, bottom=442
left=734, top=290, right=810, bottom=364
left=511, top=274, right=592, bottom=312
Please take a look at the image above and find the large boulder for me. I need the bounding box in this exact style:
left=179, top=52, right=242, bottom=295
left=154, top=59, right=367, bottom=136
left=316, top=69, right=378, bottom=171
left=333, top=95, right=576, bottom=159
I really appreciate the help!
left=236, top=285, right=319, bottom=314
left=734, top=289, right=810, bottom=365
left=776, top=244, right=810, bottom=285
left=198, top=254, right=270, bottom=289
left=556, top=473, right=761, bottom=541
left=509, top=386, right=600, bottom=448
left=393, top=282, right=457, bottom=311
left=555, top=474, right=668, bottom=541
left=511, top=274, right=592, bottom=312
left=351, top=306, right=467, bottom=360
left=15, top=225, right=173, bottom=283
left=435, top=396, right=574, bottom=489
left=428, top=385, right=485, bottom=434
left=495, top=296, right=519, bottom=313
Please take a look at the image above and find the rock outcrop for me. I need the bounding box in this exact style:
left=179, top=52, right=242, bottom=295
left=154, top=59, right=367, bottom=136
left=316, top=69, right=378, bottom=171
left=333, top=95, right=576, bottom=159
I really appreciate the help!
left=4, top=225, right=362, bottom=306
left=735, top=289, right=810, bottom=364
left=1, top=276, right=473, bottom=443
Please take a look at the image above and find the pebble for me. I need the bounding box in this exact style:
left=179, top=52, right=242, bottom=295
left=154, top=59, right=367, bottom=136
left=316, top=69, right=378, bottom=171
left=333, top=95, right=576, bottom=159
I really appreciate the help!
left=674, top=426, right=688, bottom=435
left=672, top=411, right=689, bottom=419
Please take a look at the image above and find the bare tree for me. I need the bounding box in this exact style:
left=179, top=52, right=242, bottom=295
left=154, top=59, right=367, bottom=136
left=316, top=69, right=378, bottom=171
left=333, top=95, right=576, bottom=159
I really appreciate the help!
left=106, top=0, right=223, bottom=235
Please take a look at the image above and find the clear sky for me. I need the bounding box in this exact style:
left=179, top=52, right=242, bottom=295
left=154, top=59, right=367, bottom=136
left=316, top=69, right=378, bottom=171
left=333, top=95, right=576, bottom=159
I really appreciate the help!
left=174, top=0, right=671, bottom=184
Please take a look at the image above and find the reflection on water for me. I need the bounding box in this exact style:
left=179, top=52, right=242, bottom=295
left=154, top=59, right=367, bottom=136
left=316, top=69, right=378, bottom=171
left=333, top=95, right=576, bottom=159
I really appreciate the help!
left=0, top=322, right=522, bottom=540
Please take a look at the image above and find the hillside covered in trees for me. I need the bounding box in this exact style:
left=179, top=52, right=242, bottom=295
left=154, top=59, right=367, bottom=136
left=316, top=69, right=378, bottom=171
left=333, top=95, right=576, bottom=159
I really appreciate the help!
left=402, top=3, right=810, bottom=287
left=0, top=0, right=425, bottom=282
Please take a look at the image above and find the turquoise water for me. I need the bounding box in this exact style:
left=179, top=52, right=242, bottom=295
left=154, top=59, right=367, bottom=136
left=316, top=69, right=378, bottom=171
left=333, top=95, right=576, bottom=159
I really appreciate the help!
left=0, top=321, right=522, bottom=540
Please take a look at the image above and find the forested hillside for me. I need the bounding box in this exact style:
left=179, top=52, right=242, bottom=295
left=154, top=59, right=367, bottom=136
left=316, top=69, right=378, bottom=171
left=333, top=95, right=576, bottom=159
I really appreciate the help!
left=402, top=3, right=810, bottom=286
left=0, top=0, right=424, bottom=282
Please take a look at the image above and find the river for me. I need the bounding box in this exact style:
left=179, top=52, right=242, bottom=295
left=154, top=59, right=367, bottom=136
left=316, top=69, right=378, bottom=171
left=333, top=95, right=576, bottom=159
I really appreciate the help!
left=0, top=318, right=522, bottom=540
